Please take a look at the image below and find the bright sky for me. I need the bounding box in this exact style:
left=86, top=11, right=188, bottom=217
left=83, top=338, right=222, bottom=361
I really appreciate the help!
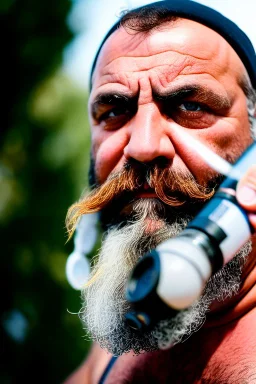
left=63, top=0, right=256, bottom=89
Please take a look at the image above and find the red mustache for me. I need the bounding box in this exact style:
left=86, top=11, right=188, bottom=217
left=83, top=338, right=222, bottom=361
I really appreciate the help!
left=66, top=162, right=215, bottom=238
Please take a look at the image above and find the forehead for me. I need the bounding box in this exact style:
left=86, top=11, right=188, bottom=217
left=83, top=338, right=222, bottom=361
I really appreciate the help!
left=91, top=19, right=246, bottom=96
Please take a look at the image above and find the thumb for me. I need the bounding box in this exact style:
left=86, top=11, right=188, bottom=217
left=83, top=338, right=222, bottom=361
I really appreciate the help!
left=236, top=164, right=256, bottom=229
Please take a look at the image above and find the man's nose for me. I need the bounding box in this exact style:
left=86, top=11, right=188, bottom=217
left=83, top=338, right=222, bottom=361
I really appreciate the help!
left=123, top=104, right=175, bottom=163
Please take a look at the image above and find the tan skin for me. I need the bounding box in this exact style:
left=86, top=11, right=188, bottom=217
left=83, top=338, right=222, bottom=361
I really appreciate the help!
left=64, top=19, right=256, bottom=383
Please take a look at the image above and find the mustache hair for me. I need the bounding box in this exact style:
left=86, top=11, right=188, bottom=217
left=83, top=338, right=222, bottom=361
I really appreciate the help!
left=66, top=160, right=215, bottom=238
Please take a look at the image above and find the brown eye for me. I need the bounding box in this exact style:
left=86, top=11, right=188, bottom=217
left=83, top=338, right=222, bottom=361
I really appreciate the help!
left=99, top=106, right=132, bottom=130
left=102, top=107, right=129, bottom=119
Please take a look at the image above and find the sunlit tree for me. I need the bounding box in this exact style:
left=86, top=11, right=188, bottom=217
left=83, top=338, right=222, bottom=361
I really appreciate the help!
left=2, top=1, right=93, bottom=382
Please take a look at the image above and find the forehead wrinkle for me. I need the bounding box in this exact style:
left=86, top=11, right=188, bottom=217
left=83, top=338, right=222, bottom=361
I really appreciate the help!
left=95, top=51, right=210, bottom=94
left=92, top=72, right=140, bottom=99
left=97, top=24, right=221, bottom=78
left=96, top=30, right=226, bottom=86
left=102, top=49, right=210, bottom=77
left=92, top=17, right=248, bottom=90
left=101, top=72, right=131, bottom=88
left=95, top=28, right=149, bottom=73
left=92, top=69, right=231, bottom=106
left=93, top=56, right=235, bottom=105
left=92, top=22, right=246, bottom=98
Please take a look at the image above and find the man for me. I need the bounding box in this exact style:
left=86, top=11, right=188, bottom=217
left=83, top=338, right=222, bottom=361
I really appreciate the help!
left=65, top=0, right=256, bottom=382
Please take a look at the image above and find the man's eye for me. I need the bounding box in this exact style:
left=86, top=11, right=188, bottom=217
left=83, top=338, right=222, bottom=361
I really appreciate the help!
left=178, top=102, right=203, bottom=112
left=101, top=107, right=129, bottom=120
left=97, top=106, right=133, bottom=130
left=169, top=100, right=215, bottom=129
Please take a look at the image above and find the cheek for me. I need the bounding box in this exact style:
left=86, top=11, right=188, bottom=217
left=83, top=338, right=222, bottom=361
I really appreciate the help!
left=211, top=119, right=252, bottom=163
left=91, top=129, right=129, bottom=183
left=174, top=117, right=252, bottom=185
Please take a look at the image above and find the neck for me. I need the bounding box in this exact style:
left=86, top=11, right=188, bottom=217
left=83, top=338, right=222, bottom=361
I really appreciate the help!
left=205, top=234, right=256, bottom=327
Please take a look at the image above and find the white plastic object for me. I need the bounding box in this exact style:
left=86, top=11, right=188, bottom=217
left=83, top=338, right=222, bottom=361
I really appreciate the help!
left=66, top=213, right=99, bottom=290
left=156, top=238, right=212, bottom=310
left=74, top=213, right=99, bottom=254
left=208, top=199, right=251, bottom=263
left=66, top=251, right=90, bottom=290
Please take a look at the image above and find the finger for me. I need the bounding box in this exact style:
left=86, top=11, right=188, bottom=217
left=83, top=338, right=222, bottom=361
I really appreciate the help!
left=236, top=165, right=256, bottom=211
left=248, top=213, right=256, bottom=229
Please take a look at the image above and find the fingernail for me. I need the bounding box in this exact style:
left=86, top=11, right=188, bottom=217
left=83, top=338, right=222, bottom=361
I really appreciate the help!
left=237, top=185, right=256, bottom=203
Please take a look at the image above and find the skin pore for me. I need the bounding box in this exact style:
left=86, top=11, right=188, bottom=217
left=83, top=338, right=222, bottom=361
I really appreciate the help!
left=65, top=18, right=256, bottom=384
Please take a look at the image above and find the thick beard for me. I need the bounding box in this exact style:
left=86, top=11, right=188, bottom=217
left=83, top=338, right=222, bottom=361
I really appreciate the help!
left=80, top=199, right=252, bottom=356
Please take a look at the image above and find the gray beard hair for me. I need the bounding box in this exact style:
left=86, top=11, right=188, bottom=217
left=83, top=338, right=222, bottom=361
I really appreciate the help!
left=80, top=199, right=252, bottom=356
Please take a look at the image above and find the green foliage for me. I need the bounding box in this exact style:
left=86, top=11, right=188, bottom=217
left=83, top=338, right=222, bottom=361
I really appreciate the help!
left=2, top=1, right=93, bottom=382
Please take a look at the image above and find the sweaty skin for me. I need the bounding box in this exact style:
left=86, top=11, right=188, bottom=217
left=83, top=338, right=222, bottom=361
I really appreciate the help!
left=65, top=19, right=256, bottom=383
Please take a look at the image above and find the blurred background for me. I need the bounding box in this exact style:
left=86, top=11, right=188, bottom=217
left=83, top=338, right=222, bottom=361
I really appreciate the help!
left=1, top=0, right=255, bottom=383
left=2, top=0, right=92, bottom=382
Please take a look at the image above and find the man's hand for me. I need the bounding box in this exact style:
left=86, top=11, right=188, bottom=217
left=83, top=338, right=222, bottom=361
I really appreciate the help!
left=236, top=165, right=256, bottom=229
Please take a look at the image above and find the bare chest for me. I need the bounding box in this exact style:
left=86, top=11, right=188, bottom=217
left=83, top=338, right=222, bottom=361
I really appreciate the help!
left=104, top=321, right=256, bottom=384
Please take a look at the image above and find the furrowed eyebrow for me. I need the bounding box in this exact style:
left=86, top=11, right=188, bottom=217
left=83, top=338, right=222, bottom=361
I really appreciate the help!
left=90, top=86, right=232, bottom=119
left=153, top=85, right=232, bottom=110
left=91, top=93, right=136, bottom=118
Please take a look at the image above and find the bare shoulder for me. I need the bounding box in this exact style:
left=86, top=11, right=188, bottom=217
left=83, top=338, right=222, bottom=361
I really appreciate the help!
left=63, top=343, right=112, bottom=384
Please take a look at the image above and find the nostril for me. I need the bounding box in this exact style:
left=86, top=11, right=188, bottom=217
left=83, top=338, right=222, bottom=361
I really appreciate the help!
left=153, top=156, right=170, bottom=168
left=127, top=156, right=171, bottom=169
left=142, top=157, right=171, bottom=170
